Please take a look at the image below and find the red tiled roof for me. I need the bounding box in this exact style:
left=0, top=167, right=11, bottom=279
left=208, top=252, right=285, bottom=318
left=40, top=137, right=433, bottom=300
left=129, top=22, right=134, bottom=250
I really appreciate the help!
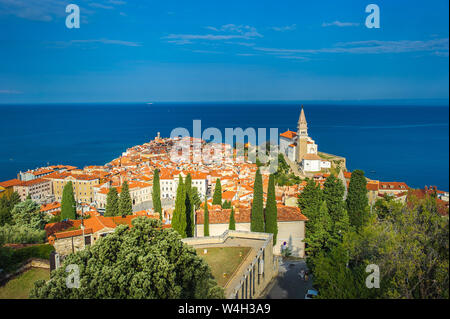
left=0, top=179, right=22, bottom=188
left=280, top=130, right=297, bottom=139
left=41, top=202, right=61, bottom=212
left=195, top=205, right=308, bottom=224
left=379, top=182, right=409, bottom=190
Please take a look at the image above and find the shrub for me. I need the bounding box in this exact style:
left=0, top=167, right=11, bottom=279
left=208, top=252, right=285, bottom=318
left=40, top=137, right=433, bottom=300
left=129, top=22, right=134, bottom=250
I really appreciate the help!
left=0, top=225, right=47, bottom=244
left=0, top=244, right=54, bottom=273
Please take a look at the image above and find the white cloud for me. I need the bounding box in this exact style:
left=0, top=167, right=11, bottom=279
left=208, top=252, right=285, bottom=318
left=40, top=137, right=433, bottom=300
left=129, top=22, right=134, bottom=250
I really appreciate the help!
left=167, top=24, right=263, bottom=44
left=254, top=38, right=449, bottom=55
left=0, top=0, right=67, bottom=22
left=271, top=24, right=297, bottom=32
left=72, top=39, right=141, bottom=46
left=0, top=0, right=124, bottom=21
left=166, top=34, right=254, bottom=41
left=88, top=3, right=114, bottom=10
left=322, top=21, right=359, bottom=27
left=0, top=89, right=22, bottom=94
left=107, top=0, right=126, bottom=4
left=46, top=39, right=142, bottom=48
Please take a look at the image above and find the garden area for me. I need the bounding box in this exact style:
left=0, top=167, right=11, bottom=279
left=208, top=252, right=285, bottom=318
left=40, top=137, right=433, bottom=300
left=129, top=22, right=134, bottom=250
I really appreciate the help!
left=196, top=246, right=251, bottom=287
left=0, top=268, right=49, bottom=299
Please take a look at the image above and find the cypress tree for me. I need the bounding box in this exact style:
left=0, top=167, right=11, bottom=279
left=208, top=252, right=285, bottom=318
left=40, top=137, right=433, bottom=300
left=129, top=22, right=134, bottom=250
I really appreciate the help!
left=323, top=174, right=345, bottom=217
left=297, top=178, right=322, bottom=229
left=8, top=191, right=21, bottom=208
left=105, top=187, right=119, bottom=217
left=229, top=207, right=236, bottom=230
left=172, top=176, right=186, bottom=237
left=304, top=200, right=332, bottom=260
left=346, top=169, right=369, bottom=230
left=152, top=169, right=162, bottom=221
left=212, top=178, right=222, bottom=205
left=61, top=181, right=76, bottom=220
left=322, top=174, right=349, bottom=246
left=265, top=173, right=278, bottom=244
left=184, top=174, right=194, bottom=237
left=203, top=199, right=209, bottom=236
left=251, top=169, right=264, bottom=232
left=119, top=181, right=133, bottom=216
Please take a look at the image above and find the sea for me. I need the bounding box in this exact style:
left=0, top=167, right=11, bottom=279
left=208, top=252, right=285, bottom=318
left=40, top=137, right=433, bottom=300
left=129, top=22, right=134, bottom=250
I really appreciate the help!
left=0, top=102, right=448, bottom=190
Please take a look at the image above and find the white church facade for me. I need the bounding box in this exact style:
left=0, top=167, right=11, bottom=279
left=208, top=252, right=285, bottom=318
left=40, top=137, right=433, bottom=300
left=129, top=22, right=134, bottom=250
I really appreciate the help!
left=279, top=106, right=331, bottom=173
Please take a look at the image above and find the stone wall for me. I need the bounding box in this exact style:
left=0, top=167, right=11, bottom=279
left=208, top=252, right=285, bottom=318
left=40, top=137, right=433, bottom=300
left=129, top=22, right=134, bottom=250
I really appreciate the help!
left=183, top=230, right=279, bottom=299
left=0, top=258, right=50, bottom=286
left=195, top=220, right=306, bottom=257
left=53, top=235, right=85, bottom=256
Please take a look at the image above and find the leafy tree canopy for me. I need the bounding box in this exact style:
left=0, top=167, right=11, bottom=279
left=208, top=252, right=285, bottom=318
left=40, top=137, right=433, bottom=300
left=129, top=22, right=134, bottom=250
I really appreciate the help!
left=30, top=217, right=224, bottom=299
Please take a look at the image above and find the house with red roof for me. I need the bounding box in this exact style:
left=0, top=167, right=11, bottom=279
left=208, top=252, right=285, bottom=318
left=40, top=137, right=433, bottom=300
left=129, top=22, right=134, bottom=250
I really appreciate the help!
left=46, top=214, right=170, bottom=256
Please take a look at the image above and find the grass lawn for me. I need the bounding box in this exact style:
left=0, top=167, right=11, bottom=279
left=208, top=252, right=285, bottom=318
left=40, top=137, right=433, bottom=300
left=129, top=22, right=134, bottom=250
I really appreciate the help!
left=196, top=247, right=251, bottom=287
left=0, top=268, right=49, bottom=299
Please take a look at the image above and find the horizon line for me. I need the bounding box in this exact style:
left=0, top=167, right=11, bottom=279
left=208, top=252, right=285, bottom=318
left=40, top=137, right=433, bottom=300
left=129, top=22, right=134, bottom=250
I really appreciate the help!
left=0, top=97, right=449, bottom=106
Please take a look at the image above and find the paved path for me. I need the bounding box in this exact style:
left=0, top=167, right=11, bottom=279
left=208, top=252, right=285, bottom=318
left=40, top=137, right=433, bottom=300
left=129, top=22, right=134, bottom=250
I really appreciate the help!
left=264, top=259, right=314, bottom=299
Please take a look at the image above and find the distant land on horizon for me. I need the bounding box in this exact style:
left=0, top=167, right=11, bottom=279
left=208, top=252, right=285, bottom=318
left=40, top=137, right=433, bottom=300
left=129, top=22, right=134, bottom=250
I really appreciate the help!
left=0, top=98, right=449, bottom=107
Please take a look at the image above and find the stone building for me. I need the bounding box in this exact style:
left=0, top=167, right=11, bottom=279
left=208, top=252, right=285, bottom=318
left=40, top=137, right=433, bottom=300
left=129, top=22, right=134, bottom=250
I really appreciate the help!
left=94, top=181, right=152, bottom=210
left=182, top=230, right=279, bottom=299
left=195, top=205, right=308, bottom=257
left=279, top=106, right=331, bottom=172
left=13, top=178, right=53, bottom=203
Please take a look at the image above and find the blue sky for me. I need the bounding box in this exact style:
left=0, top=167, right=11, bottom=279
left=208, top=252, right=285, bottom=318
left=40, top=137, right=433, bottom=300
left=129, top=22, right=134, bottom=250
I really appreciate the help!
left=0, top=0, right=448, bottom=103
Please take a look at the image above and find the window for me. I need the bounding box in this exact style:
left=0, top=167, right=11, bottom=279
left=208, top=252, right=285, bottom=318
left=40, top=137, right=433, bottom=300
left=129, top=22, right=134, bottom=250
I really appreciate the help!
left=84, top=235, right=91, bottom=246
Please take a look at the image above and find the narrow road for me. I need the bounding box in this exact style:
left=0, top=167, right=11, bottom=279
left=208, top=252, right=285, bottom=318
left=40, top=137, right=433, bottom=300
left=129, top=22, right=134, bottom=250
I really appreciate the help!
left=265, top=260, right=314, bottom=299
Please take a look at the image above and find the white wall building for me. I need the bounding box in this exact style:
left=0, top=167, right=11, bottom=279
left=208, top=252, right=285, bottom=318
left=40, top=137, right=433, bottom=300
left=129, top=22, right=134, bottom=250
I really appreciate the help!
left=195, top=206, right=308, bottom=257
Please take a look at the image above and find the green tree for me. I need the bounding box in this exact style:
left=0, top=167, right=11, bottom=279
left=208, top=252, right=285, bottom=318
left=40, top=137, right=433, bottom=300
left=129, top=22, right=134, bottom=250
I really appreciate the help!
left=184, top=174, right=195, bottom=237
left=119, top=181, right=133, bottom=216
left=322, top=174, right=350, bottom=247
left=203, top=199, right=210, bottom=236
left=297, top=178, right=322, bottom=230
left=152, top=169, right=162, bottom=221
left=228, top=207, right=236, bottom=231
left=251, top=169, right=264, bottom=232
left=265, top=174, right=278, bottom=244
left=304, top=201, right=332, bottom=261
left=172, top=176, right=186, bottom=238
left=11, top=200, right=45, bottom=230
left=212, top=179, right=222, bottom=205
left=0, top=197, right=12, bottom=226
left=61, top=181, right=76, bottom=220
left=190, top=187, right=202, bottom=212
left=9, top=191, right=21, bottom=208
left=346, top=170, right=369, bottom=230
left=105, top=187, right=119, bottom=217
left=222, top=200, right=232, bottom=209
left=313, top=195, right=449, bottom=299
left=30, top=217, right=224, bottom=299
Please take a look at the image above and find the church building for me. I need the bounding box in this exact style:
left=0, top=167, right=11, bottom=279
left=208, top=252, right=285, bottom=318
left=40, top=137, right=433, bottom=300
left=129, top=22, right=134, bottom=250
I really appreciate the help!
left=279, top=106, right=331, bottom=172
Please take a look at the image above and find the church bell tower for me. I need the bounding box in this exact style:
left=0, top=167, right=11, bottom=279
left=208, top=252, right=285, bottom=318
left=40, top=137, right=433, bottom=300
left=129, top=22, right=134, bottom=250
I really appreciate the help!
left=296, top=105, right=308, bottom=162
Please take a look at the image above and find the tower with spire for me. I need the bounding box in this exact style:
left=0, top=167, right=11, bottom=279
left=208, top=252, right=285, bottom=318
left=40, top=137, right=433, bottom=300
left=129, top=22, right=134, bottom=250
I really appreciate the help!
left=296, top=105, right=309, bottom=162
